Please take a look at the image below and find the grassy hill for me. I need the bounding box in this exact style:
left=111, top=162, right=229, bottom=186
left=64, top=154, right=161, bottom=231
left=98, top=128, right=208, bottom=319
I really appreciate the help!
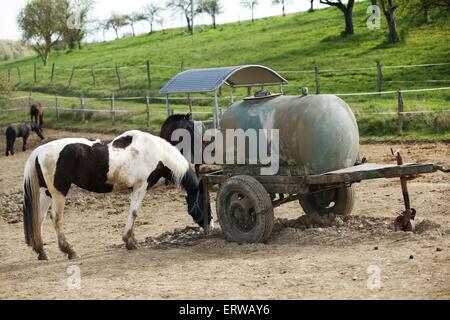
left=0, top=1, right=449, bottom=139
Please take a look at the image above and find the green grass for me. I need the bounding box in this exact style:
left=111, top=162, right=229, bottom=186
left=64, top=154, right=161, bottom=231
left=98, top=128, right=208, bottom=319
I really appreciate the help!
left=0, top=1, right=449, bottom=140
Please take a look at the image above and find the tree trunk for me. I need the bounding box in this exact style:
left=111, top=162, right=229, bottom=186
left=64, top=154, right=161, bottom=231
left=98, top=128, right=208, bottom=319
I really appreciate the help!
left=344, top=10, right=354, bottom=35
left=385, top=11, right=400, bottom=42
left=131, top=24, right=135, bottom=37
left=185, top=14, right=192, bottom=33
left=114, top=27, right=119, bottom=39
left=282, top=3, right=286, bottom=16
left=213, top=15, right=216, bottom=29
left=310, top=0, right=314, bottom=12
left=252, top=7, right=255, bottom=23
left=424, top=3, right=431, bottom=23
left=150, top=21, right=153, bottom=33
left=43, top=50, right=49, bottom=66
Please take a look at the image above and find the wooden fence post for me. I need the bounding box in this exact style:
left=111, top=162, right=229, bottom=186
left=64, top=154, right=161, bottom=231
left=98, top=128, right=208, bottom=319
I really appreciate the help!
left=111, top=93, right=116, bottom=125
left=314, top=66, right=320, bottom=94
left=377, top=60, right=383, bottom=95
left=397, top=89, right=404, bottom=135
left=180, top=59, right=185, bottom=72
left=146, top=93, right=151, bottom=128
left=146, top=60, right=152, bottom=91
left=91, top=67, right=96, bottom=88
left=80, top=95, right=85, bottom=122
left=115, top=65, right=122, bottom=90
left=55, top=95, right=60, bottom=121
left=68, top=66, right=75, bottom=87
left=17, top=67, right=21, bottom=83
left=7, top=69, right=11, bottom=82
left=34, top=62, right=37, bottom=83
left=50, top=63, right=55, bottom=84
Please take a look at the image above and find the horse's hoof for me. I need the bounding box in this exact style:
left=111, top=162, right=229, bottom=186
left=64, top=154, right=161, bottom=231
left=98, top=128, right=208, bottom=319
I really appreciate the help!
left=68, top=252, right=80, bottom=260
left=126, top=241, right=139, bottom=251
left=38, top=253, right=48, bottom=261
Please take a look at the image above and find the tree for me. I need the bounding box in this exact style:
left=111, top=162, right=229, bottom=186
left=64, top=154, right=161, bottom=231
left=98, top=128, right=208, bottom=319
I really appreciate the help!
left=125, top=12, right=146, bottom=37
left=167, top=0, right=194, bottom=34
left=197, top=0, right=223, bottom=28
left=96, top=20, right=109, bottom=42
left=396, top=0, right=450, bottom=24
left=17, top=0, right=70, bottom=65
left=319, top=0, right=355, bottom=35
left=308, top=0, right=315, bottom=12
left=143, top=3, right=162, bottom=33
left=378, top=0, right=400, bottom=43
left=240, top=0, right=260, bottom=23
left=272, top=0, right=292, bottom=17
left=63, top=0, right=94, bottom=50
left=106, top=13, right=128, bottom=40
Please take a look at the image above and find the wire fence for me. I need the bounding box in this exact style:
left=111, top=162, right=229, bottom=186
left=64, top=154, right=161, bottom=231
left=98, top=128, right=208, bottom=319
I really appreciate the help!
left=1, top=86, right=449, bottom=135
left=1, top=60, right=449, bottom=133
left=2, top=60, right=450, bottom=97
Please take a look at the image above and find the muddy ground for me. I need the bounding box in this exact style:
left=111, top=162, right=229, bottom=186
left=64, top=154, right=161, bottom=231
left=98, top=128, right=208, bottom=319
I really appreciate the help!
left=0, top=130, right=449, bottom=300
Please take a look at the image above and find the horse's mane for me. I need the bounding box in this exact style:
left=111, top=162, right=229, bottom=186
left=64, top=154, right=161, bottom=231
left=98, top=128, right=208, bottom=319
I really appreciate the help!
left=160, top=113, right=193, bottom=141
left=164, top=113, right=192, bottom=123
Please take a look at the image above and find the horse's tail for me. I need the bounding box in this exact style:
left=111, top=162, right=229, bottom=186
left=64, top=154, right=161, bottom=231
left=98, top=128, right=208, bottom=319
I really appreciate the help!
left=23, top=152, right=42, bottom=248
left=160, top=139, right=192, bottom=187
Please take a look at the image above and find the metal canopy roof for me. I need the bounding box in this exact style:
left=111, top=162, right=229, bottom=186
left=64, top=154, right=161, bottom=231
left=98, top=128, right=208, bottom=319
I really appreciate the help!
left=159, top=65, right=288, bottom=94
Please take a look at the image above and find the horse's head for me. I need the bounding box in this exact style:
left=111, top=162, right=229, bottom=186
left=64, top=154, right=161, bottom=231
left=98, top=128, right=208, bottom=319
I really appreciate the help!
left=31, top=123, right=45, bottom=140
left=186, top=180, right=213, bottom=231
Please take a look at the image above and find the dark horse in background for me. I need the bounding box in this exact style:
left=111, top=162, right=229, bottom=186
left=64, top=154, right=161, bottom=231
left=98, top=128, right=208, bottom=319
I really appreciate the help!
left=160, top=113, right=203, bottom=178
left=30, top=103, right=44, bottom=128
left=5, top=122, right=45, bottom=156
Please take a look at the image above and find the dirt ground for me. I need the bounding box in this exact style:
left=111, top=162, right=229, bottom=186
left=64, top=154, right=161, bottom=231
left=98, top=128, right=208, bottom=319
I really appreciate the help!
left=0, top=130, right=449, bottom=300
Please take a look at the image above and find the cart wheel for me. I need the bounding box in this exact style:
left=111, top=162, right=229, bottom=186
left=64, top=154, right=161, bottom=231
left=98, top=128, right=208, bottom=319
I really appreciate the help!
left=217, top=175, right=274, bottom=244
left=299, top=185, right=355, bottom=216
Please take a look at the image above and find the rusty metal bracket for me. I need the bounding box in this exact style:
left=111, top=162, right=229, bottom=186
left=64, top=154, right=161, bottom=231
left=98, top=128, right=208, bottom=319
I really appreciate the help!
left=436, top=165, right=450, bottom=173
left=391, top=149, right=416, bottom=232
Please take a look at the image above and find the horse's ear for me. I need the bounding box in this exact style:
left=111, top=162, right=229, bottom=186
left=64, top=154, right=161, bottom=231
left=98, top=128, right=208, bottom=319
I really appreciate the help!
left=186, top=113, right=192, bottom=120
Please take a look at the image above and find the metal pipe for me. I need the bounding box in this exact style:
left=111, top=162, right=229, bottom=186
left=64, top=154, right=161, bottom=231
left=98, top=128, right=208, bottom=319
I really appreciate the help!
left=166, top=94, right=171, bottom=117
left=214, top=90, right=219, bottom=129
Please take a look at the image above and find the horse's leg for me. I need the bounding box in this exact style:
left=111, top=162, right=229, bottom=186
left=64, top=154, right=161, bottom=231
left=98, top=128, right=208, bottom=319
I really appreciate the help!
left=39, top=189, right=52, bottom=241
left=22, top=136, right=28, bottom=152
left=10, top=136, right=15, bottom=155
left=5, top=136, right=10, bottom=156
left=51, top=192, right=78, bottom=260
left=195, top=164, right=201, bottom=177
left=122, top=184, right=147, bottom=250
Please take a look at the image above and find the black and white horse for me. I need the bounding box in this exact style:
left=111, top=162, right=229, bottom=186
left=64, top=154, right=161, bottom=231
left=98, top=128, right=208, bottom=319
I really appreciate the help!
left=23, top=130, right=212, bottom=261
left=5, top=122, right=44, bottom=157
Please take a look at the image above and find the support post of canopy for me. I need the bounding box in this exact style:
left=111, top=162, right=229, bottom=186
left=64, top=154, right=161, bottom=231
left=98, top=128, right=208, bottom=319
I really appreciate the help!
left=214, top=90, right=219, bottom=130
left=166, top=94, right=171, bottom=117
left=229, top=86, right=234, bottom=107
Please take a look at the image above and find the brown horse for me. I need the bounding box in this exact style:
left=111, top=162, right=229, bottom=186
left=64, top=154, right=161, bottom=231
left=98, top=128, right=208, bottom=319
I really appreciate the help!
left=30, top=103, right=44, bottom=128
